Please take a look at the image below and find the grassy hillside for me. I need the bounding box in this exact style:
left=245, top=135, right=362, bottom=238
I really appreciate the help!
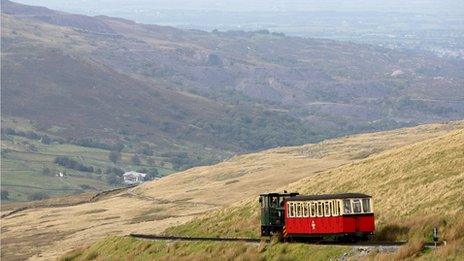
left=2, top=1, right=464, bottom=169
left=59, top=122, right=464, bottom=260
left=164, top=128, right=464, bottom=259
left=1, top=117, right=174, bottom=202
left=1, top=121, right=462, bottom=260
left=60, top=237, right=348, bottom=261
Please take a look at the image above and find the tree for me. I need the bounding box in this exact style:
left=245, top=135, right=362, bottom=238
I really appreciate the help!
left=109, top=151, right=121, bottom=164
left=1, top=190, right=10, bottom=200
left=131, top=154, right=141, bottom=165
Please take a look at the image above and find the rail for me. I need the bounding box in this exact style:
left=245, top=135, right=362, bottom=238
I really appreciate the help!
left=129, top=234, right=443, bottom=247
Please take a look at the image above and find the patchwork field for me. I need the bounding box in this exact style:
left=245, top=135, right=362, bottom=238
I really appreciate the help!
left=1, top=121, right=463, bottom=260
left=1, top=117, right=174, bottom=202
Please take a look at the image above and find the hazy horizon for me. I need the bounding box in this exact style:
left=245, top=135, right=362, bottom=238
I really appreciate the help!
left=12, top=0, right=464, bottom=15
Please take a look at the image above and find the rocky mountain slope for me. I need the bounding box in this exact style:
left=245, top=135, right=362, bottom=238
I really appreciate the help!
left=2, top=0, right=464, bottom=168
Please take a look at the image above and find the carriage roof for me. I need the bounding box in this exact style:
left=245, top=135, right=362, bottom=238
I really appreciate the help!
left=286, top=193, right=371, bottom=201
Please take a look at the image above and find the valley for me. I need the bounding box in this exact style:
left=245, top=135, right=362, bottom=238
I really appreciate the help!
left=2, top=0, right=464, bottom=171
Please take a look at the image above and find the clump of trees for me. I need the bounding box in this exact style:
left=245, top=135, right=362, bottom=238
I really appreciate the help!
left=28, top=192, right=49, bottom=201
left=105, top=167, right=124, bottom=175
left=137, top=168, right=160, bottom=180
left=41, top=167, right=54, bottom=176
left=71, top=138, right=125, bottom=151
left=54, top=156, right=94, bottom=172
left=1, top=190, right=10, bottom=200
left=1, top=128, right=61, bottom=144
left=104, top=167, right=124, bottom=186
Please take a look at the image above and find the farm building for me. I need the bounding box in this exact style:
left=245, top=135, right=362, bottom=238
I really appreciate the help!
left=123, top=171, right=147, bottom=184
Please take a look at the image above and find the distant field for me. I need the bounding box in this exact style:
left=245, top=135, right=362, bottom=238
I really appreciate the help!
left=1, top=118, right=175, bottom=202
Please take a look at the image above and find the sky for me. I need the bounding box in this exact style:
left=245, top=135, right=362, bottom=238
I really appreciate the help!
left=14, top=0, right=464, bottom=15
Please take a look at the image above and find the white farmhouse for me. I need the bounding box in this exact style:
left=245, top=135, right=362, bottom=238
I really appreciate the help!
left=123, top=171, right=147, bottom=185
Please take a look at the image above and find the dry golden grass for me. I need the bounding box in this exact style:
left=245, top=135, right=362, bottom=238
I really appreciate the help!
left=1, top=121, right=463, bottom=260
left=168, top=125, right=464, bottom=259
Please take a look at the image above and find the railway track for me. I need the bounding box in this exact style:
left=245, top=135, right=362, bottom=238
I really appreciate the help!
left=129, top=234, right=443, bottom=248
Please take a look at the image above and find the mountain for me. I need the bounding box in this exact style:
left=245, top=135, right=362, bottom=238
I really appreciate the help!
left=1, top=121, right=462, bottom=260
left=2, top=0, right=464, bottom=169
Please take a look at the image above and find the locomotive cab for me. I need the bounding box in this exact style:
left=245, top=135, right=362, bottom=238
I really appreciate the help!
left=259, top=192, right=298, bottom=236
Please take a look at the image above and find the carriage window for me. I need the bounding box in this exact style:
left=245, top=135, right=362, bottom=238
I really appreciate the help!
left=263, top=197, right=269, bottom=209
left=352, top=199, right=362, bottom=213
left=303, top=202, right=309, bottom=217
left=343, top=199, right=352, bottom=214
left=362, top=198, right=371, bottom=213
left=270, top=197, right=278, bottom=207
left=310, top=202, right=316, bottom=217
left=317, top=202, right=324, bottom=217
left=296, top=202, right=302, bottom=217
left=332, top=200, right=339, bottom=216
left=288, top=203, right=294, bottom=217
left=324, top=201, right=331, bottom=217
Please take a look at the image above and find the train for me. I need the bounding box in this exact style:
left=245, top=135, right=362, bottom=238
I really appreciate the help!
left=259, top=192, right=375, bottom=241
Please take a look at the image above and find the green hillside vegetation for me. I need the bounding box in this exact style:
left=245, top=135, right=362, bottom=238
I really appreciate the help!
left=60, top=236, right=348, bottom=261
left=163, top=129, right=464, bottom=259
left=1, top=117, right=174, bottom=202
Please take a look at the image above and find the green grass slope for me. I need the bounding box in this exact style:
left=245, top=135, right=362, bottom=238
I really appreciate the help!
left=60, top=236, right=348, bottom=261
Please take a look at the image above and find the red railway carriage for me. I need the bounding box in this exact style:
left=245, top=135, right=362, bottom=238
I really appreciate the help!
left=259, top=192, right=375, bottom=240
left=283, top=193, right=375, bottom=238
